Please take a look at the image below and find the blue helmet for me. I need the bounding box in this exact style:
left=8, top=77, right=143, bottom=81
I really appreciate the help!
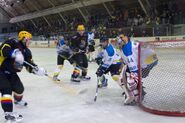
left=100, top=36, right=109, bottom=43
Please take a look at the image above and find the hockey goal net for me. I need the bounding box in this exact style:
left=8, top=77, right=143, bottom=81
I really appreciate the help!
left=138, top=40, right=185, bottom=116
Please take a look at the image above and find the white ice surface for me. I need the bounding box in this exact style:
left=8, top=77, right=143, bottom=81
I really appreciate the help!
left=0, top=48, right=185, bottom=123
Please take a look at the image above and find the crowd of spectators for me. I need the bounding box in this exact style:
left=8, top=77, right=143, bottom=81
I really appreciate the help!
left=147, top=0, right=185, bottom=25
left=13, top=0, right=185, bottom=38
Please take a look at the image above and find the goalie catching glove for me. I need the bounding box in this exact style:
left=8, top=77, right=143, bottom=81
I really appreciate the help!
left=32, top=66, right=47, bottom=76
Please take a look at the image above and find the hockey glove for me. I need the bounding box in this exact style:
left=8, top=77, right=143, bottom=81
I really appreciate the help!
left=89, top=40, right=95, bottom=45
left=96, top=66, right=107, bottom=77
left=73, top=48, right=79, bottom=53
left=95, top=57, right=103, bottom=65
left=11, top=49, right=24, bottom=64
left=68, top=57, right=74, bottom=65
left=11, top=49, right=24, bottom=71
left=33, top=67, right=47, bottom=76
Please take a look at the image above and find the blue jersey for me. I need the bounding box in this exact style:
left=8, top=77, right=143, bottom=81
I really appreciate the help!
left=57, top=39, right=65, bottom=47
left=121, top=40, right=158, bottom=74
left=97, top=44, right=121, bottom=69
left=121, top=40, right=138, bottom=73
left=56, top=39, right=72, bottom=55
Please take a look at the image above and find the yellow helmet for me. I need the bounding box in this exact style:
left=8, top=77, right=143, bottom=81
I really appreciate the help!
left=77, top=25, right=85, bottom=31
left=18, top=31, right=32, bottom=41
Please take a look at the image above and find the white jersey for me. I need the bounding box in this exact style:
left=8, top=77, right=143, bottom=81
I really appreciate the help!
left=97, top=44, right=121, bottom=68
left=121, top=40, right=157, bottom=74
left=88, top=32, right=95, bottom=42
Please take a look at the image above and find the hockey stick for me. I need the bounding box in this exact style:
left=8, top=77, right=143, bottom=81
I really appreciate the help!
left=23, top=61, right=53, bottom=79
left=58, top=53, right=87, bottom=71
left=94, top=76, right=99, bottom=102
left=23, top=61, right=87, bottom=95
left=23, top=61, right=56, bottom=81
left=45, top=73, right=88, bottom=95
left=57, top=49, right=84, bottom=62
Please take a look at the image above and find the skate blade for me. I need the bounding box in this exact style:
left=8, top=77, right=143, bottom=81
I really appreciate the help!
left=14, top=102, right=28, bottom=107
left=81, top=79, right=91, bottom=81
left=70, top=80, right=81, bottom=84
left=5, top=119, right=23, bottom=123
left=124, top=101, right=137, bottom=106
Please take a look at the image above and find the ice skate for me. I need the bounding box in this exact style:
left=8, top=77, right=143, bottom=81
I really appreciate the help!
left=53, top=75, right=60, bottom=82
left=71, top=76, right=80, bottom=82
left=14, top=100, right=28, bottom=106
left=52, top=71, right=61, bottom=82
left=98, top=75, right=108, bottom=88
left=81, top=76, right=91, bottom=81
left=71, top=68, right=81, bottom=82
left=98, top=78, right=108, bottom=88
left=124, top=95, right=136, bottom=105
left=124, top=90, right=138, bottom=106
left=5, top=112, right=23, bottom=123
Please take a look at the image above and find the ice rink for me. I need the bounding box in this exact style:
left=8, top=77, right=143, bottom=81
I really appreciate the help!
left=0, top=48, right=185, bottom=123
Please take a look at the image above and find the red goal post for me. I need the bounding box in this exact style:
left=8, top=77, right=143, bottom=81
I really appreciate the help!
left=137, top=40, right=185, bottom=116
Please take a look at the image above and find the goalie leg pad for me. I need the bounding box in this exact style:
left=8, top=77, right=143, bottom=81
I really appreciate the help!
left=126, top=72, right=138, bottom=91
left=123, top=86, right=139, bottom=105
left=120, top=65, right=127, bottom=86
left=124, top=92, right=135, bottom=105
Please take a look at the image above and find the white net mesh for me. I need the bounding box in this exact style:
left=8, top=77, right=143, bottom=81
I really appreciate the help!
left=139, top=40, right=185, bottom=115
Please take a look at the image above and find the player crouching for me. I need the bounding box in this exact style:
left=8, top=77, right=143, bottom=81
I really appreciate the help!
left=95, top=37, right=123, bottom=88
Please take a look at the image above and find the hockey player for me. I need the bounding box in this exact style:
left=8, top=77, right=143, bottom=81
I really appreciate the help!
left=69, top=25, right=90, bottom=82
left=118, top=34, right=158, bottom=105
left=95, top=37, right=123, bottom=88
left=87, top=28, right=96, bottom=62
left=53, top=36, right=73, bottom=81
left=0, top=31, right=46, bottom=122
